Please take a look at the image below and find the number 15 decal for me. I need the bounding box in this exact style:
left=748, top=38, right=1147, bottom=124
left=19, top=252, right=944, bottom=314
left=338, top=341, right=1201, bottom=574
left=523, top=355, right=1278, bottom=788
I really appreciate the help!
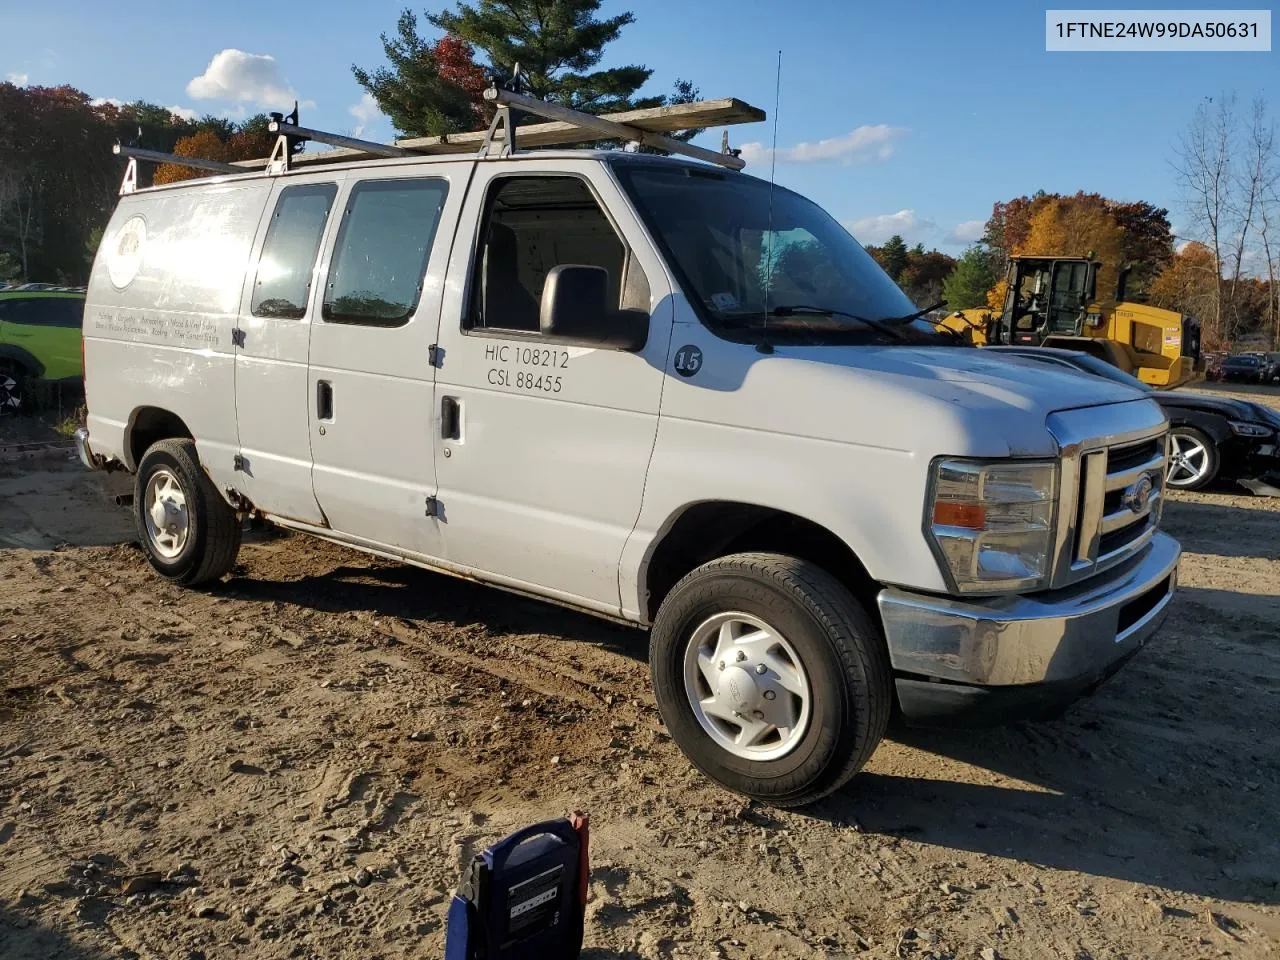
left=673, top=344, right=703, bottom=378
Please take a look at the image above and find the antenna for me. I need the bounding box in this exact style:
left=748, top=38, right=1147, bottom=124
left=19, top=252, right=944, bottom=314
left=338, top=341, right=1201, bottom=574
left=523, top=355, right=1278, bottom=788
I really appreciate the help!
left=759, top=49, right=782, bottom=355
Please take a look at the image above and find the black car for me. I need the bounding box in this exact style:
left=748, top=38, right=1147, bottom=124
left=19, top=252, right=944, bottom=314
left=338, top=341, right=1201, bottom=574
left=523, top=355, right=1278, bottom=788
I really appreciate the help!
left=1261, top=352, right=1280, bottom=383
left=989, top=347, right=1280, bottom=490
left=1222, top=354, right=1268, bottom=383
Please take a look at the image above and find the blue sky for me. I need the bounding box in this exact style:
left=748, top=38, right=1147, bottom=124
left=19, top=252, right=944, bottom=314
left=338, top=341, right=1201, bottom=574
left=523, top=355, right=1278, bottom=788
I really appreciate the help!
left=2, top=1, right=1273, bottom=252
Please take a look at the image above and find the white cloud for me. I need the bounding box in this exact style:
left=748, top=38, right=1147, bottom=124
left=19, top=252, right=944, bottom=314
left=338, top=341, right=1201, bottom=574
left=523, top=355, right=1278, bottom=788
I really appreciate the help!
left=167, top=105, right=199, bottom=121
left=348, top=92, right=384, bottom=139
left=845, top=209, right=936, bottom=245
left=739, top=124, right=907, bottom=166
left=187, top=49, right=306, bottom=109
left=6, top=72, right=28, bottom=86
left=945, top=219, right=986, bottom=245
left=91, top=97, right=125, bottom=108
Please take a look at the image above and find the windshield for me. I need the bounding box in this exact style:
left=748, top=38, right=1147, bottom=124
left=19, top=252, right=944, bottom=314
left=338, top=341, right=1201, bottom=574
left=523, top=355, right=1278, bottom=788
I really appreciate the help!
left=611, top=160, right=924, bottom=344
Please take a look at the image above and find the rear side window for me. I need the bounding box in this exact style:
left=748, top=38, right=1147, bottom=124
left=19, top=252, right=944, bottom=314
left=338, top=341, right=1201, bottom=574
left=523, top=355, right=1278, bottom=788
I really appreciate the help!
left=322, top=178, right=449, bottom=327
left=252, top=183, right=338, bottom=319
left=0, top=296, right=84, bottom=328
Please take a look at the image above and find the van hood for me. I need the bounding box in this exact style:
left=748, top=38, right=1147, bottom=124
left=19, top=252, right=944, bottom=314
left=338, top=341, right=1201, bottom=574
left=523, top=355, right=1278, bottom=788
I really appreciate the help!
left=829, top=346, right=1147, bottom=411
left=665, top=337, right=1162, bottom=461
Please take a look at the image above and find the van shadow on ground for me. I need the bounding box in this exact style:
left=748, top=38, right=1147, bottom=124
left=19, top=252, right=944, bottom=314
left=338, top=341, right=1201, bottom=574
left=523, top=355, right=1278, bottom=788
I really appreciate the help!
left=232, top=557, right=1280, bottom=907
left=0, top=905, right=114, bottom=960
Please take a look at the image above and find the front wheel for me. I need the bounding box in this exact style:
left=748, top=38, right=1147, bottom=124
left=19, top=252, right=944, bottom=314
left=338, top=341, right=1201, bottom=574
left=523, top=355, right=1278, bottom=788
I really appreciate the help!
left=134, top=439, right=242, bottom=586
left=1166, top=426, right=1220, bottom=490
left=650, top=553, right=891, bottom=807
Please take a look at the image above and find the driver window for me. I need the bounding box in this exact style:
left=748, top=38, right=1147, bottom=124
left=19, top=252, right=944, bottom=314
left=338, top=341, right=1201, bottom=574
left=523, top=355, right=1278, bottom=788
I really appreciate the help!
left=469, top=176, right=628, bottom=333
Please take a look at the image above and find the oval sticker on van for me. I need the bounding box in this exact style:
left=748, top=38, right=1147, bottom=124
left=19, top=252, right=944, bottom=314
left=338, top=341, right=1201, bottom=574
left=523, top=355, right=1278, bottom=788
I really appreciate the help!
left=107, top=216, right=147, bottom=290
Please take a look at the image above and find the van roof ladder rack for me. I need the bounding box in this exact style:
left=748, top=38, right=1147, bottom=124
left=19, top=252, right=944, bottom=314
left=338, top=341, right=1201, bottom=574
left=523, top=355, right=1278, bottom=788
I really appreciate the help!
left=114, top=144, right=243, bottom=195
left=113, top=88, right=765, bottom=192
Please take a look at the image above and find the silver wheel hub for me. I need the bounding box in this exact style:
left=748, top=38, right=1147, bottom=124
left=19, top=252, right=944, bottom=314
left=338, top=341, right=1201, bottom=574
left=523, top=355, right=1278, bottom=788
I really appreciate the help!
left=683, top=611, right=812, bottom=761
left=144, top=469, right=190, bottom=559
left=0, top=374, right=19, bottom=411
left=1167, top=433, right=1209, bottom=486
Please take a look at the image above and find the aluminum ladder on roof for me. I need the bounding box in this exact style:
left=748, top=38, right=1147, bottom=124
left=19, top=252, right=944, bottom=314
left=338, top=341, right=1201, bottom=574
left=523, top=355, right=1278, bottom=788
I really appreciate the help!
left=114, top=86, right=765, bottom=193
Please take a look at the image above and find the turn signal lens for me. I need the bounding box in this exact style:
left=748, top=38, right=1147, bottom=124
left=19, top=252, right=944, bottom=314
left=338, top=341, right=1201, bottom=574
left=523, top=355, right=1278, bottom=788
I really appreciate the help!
left=932, top=501, right=986, bottom=529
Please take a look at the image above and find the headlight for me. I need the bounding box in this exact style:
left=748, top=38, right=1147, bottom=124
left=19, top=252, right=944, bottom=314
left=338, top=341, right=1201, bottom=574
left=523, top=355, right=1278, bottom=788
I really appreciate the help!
left=1228, top=420, right=1273, bottom=438
left=926, top=458, right=1058, bottom=594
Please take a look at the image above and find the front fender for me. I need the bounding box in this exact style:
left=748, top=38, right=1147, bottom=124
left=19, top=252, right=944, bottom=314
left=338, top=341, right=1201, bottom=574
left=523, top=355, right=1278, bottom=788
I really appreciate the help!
left=619, top=418, right=946, bottom=620
left=1169, top=408, right=1232, bottom=445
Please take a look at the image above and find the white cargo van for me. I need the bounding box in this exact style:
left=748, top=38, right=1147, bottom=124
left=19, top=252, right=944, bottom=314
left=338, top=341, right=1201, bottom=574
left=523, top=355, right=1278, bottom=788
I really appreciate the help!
left=77, top=97, right=1179, bottom=805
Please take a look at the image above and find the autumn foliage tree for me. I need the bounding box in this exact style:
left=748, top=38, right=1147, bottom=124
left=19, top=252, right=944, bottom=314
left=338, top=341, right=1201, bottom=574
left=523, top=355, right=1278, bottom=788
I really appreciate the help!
left=981, top=191, right=1175, bottom=312
left=864, top=236, right=956, bottom=307
left=154, top=116, right=278, bottom=185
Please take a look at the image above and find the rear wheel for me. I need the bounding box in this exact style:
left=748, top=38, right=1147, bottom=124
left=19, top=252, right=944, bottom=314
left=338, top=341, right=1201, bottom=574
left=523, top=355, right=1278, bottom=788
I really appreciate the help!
left=134, top=439, right=241, bottom=586
left=650, top=552, right=891, bottom=807
left=1166, top=426, right=1219, bottom=490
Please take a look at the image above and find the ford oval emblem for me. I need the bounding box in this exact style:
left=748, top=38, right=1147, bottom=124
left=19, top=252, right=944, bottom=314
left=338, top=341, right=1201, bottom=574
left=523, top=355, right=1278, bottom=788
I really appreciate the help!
left=1122, top=474, right=1155, bottom=514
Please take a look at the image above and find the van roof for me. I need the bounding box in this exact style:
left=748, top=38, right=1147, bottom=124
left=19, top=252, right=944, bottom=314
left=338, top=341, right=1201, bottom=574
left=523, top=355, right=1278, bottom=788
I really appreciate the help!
left=123, top=148, right=749, bottom=196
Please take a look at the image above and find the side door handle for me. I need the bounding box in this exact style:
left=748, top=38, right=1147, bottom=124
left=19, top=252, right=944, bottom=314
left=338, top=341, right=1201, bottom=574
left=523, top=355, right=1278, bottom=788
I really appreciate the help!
left=316, top=380, right=334, bottom=421
left=441, top=395, right=461, bottom=440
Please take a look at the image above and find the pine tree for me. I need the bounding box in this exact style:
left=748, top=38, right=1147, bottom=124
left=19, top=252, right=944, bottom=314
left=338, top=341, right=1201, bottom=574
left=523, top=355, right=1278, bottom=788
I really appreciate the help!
left=428, top=0, right=651, bottom=112
left=352, top=10, right=489, bottom=137
left=878, top=235, right=909, bottom=283
left=942, top=246, right=998, bottom=311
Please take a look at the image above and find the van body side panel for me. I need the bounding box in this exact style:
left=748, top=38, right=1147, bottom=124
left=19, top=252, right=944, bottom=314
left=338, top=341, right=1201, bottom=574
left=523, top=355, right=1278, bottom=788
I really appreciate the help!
left=431, top=159, right=674, bottom=611
left=305, top=164, right=471, bottom=556
left=84, top=182, right=272, bottom=488
left=233, top=174, right=346, bottom=525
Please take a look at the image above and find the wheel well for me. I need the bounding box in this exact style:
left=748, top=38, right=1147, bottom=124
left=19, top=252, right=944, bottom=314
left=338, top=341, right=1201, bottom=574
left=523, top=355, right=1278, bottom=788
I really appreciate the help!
left=127, top=407, right=193, bottom=469
left=0, top=355, right=36, bottom=377
left=643, top=503, right=879, bottom=622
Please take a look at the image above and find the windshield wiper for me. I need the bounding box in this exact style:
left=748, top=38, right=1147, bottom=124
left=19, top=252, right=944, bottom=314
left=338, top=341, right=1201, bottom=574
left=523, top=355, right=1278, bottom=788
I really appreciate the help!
left=884, top=300, right=947, bottom=324
left=770, top=304, right=909, bottom=342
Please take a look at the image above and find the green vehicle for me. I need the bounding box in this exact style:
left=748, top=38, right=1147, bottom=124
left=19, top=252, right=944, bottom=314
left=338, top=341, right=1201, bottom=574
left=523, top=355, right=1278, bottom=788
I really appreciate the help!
left=0, top=290, right=85, bottom=414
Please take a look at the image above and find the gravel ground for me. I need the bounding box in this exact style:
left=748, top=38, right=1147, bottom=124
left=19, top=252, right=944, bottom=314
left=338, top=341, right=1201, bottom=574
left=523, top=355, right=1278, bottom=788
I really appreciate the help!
left=1, top=394, right=1278, bottom=960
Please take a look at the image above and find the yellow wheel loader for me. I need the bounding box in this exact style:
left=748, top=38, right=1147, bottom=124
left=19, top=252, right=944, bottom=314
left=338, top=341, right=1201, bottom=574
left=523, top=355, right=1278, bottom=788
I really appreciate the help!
left=937, top=256, right=1204, bottom=388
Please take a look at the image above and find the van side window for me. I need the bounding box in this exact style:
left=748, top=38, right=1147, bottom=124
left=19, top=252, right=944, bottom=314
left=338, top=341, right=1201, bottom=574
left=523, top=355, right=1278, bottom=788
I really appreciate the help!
left=322, top=178, right=449, bottom=327
left=469, top=176, right=626, bottom=333
left=251, top=183, right=338, bottom=319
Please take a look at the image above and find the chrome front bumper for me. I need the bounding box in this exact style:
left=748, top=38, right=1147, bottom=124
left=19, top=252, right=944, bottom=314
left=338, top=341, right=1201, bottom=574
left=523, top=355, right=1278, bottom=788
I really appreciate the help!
left=878, top=531, right=1180, bottom=690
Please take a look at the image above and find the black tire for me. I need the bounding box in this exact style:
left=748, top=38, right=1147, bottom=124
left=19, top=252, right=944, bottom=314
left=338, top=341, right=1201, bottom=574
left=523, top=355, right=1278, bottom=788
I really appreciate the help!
left=0, top=363, right=28, bottom=417
left=1166, top=425, right=1220, bottom=491
left=650, top=552, right=892, bottom=807
left=134, top=438, right=241, bottom=586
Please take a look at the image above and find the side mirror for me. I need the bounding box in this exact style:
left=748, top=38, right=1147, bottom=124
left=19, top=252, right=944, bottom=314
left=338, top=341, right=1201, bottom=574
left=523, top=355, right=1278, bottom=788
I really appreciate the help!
left=539, top=264, right=648, bottom=352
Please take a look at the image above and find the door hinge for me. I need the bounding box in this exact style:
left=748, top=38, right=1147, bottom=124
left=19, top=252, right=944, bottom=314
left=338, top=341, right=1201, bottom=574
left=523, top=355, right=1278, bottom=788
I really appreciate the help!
left=231, top=327, right=246, bottom=348
left=424, top=495, right=441, bottom=518
left=233, top=454, right=247, bottom=472
left=428, top=343, right=443, bottom=367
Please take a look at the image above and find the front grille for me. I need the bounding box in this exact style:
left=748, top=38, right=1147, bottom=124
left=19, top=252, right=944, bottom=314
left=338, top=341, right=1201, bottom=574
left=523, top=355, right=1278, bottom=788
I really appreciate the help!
left=1098, top=515, right=1149, bottom=556
left=1107, top=437, right=1162, bottom=474
left=1068, top=432, right=1166, bottom=575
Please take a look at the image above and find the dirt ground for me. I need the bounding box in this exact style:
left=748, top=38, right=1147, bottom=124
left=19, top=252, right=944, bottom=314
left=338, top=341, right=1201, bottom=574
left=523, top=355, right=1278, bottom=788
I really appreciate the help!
left=2, top=394, right=1278, bottom=960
